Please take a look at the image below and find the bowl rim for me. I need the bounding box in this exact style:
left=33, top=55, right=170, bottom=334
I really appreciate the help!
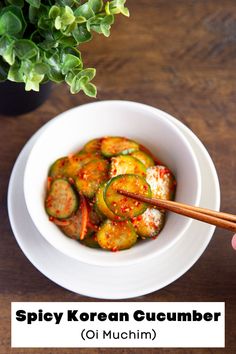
left=23, top=100, right=202, bottom=266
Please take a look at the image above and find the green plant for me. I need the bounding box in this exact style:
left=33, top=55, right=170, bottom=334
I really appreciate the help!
left=0, top=0, right=129, bottom=97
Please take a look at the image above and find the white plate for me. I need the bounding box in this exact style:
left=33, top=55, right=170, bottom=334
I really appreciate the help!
left=7, top=105, right=220, bottom=299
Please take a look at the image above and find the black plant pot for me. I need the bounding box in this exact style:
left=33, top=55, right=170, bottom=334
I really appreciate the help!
left=0, top=81, right=51, bottom=116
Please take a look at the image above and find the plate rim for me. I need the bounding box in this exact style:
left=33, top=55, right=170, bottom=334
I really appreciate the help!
left=7, top=101, right=220, bottom=299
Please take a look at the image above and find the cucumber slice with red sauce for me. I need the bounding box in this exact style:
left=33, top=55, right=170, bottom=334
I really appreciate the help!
left=110, top=155, right=146, bottom=178
left=95, top=183, right=121, bottom=221
left=59, top=194, right=102, bottom=240
left=132, top=208, right=165, bottom=238
left=45, top=179, right=78, bottom=219
left=75, top=158, right=109, bottom=198
left=97, top=219, right=137, bottom=251
left=101, top=137, right=139, bottom=157
left=85, top=203, right=103, bottom=236
left=49, top=157, right=70, bottom=178
left=146, top=165, right=176, bottom=200
left=131, top=151, right=154, bottom=168
left=83, top=138, right=102, bottom=153
left=59, top=201, right=87, bottom=240
left=49, top=151, right=101, bottom=179
left=80, top=234, right=100, bottom=248
left=88, top=204, right=103, bottom=226
left=104, top=174, right=151, bottom=219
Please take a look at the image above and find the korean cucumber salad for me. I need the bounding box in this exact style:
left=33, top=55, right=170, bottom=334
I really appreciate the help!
left=45, top=137, right=176, bottom=252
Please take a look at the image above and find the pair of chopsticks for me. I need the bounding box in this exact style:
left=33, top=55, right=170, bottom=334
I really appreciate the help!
left=118, top=190, right=236, bottom=233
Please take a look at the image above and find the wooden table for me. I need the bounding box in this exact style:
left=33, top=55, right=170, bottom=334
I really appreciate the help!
left=0, top=0, right=235, bottom=353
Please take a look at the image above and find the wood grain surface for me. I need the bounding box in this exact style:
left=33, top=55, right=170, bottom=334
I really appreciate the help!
left=0, top=0, right=236, bottom=353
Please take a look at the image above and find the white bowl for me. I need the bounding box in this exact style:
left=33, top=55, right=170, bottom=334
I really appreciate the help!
left=24, top=101, right=201, bottom=266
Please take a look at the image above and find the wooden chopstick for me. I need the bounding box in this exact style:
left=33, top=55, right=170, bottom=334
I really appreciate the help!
left=117, top=190, right=236, bottom=233
left=157, top=199, right=236, bottom=222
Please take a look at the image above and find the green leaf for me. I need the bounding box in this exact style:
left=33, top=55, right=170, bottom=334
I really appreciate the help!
left=61, top=21, right=77, bottom=35
left=70, top=75, right=83, bottom=94
left=0, top=11, right=22, bottom=35
left=39, top=39, right=58, bottom=50
left=88, top=0, right=103, bottom=13
left=47, top=69, right=64, bottom=83
left=52, top=6, right=76, bottom=31
left=0, top=57, right=9, bottom=82
left=61, top=6, right=75, bottom=26
left=7, top=0, right=24, bottom=7
left=62, top=53, right=82, bottom=74
left=105, top=1, right=110, bottom=15
left=58, top=36, right=76, bottom=47
left=25, top=0, right=41, bottom=9
left=64, top=46, right=82, bottom=58
left=65, top=71, right=74, bottom=85
left=0, top=37, right=16, bottom=65
left=0, top=6, right=26, bottom=37
left=49, top=5, right=60, bottom=20
left=101, top=23, right=110, bottom=36
left=34, top=62, right=49, bottom=75
left=87, top=14, right=114, bottom=35
left=20, top=59, right=32, bottom=74
left=7, top=61, right=23, bottom=82
left=82, top=82, right=97, bottom=97
left=120, top=7, right=129, bottom=16
left=54, top=16, right=62, bottom=30
left=72, top=23, right=92, bottom=43
left=25, top=79, right=40, bottom=91
left=74, top=3, right=95, bottom=19
left=56, top=0, right=77, bottom=5
left=0, top=35, right=12, bottom=55
left=21, top=61, right=45, bottom=91
left=103, top=14, right=114, bottom=25
left=68, top=67, right=96, bottom=95
left=30, top=29, right=42, bottom=43
left=14, top=39, right=38, bottom=59
left=46, top=53, right=64, bottom=83
left=29, top=5, right=38, bottom=24
left=105, top=0, right=130, bottom=17
left=3, top=44, right=15, bottom=65
left=75, top=16, right=87, bottom=24
left=77, top=68, right=96, bottom=80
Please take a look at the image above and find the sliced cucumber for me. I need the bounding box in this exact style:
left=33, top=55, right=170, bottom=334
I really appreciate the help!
left=83, top=138, right=102, bottom=153
left=75, top=158, right=109, bottom=198
left=49, top=151, right=100, bottom=179
left=88, top=204, right=104, bottom=226
left=139, top=144, right=162, bottom=165
left=131, top=151, right=154, bottom=168
left=146, top=165, right=176, bottom=200
left=74, top=150, right=101, bottom=160
left=93, top=202, right=106, bottom=221
left=66, top=151, right=101, bottom=177
left=59, top=193, right=88, bottom=239
left=95, top=183, right=121, bottom=221
left=59, top=208, right=83, bottom=240
left=45, top=179, right=78, bottom=219
left=110, top=155, right=146, bottom=178
left=104, top=174, right=151, bottom=219
left=61, top=155, right=85, bottom=179
left=101, top=137, right=139, bottom=157
left=80, top=233, right=100, bottom=249
left=132, top=208, right=165, bottom=238
left=86, top=203, right=103, bottom=235
left=49, top=157, right=69, bottom=178
left=97, top=219, right=138, bottom=251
